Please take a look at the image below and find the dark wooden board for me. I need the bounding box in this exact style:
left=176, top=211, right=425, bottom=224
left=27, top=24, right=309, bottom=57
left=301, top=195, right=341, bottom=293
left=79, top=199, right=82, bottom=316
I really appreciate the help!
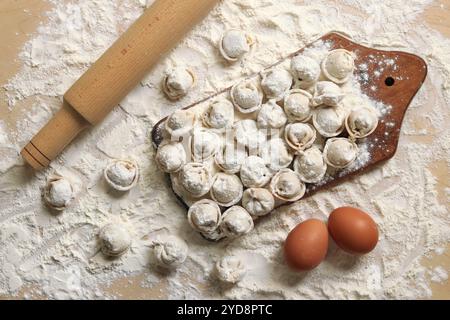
left=151, top=32, right=427, bottom=211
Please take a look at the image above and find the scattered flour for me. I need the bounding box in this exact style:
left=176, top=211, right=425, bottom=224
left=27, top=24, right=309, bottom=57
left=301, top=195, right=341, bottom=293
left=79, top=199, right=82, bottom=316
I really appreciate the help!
left=0, top=0, right=449, bottom=299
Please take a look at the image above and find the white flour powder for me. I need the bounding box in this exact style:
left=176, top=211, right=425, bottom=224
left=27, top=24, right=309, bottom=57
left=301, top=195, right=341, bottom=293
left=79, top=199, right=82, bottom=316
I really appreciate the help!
left=1, top=0, right=449, bottom=299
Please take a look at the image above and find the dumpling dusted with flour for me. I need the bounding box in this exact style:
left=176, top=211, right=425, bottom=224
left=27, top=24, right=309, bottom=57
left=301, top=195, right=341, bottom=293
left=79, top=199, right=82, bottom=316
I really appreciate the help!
left=270, top=169, right=306, bottom=202
left=152, top=235, right=188, bottom=269
left=203, top=99, right=235, bottom=130
left=43, top=175, right=75, bottom=211
left=312, top=106, right=346, bottom=138
left=220, top=206, right=254, bottom=238
left=291, top=55, right=321, bottom=89
left=233, top=119, right=266, bottom=151
left=259, top=138, right=294, bottom=171
left=188, top=199, right=222, bottom=235
left=284, top=123, right=316, bottom=154
left=312, top=81, right=345, bottom=107
left=293, top=146, right=327, bottom=184
left=210, top=173, right=243, bottom=207
left=165, top=109, right=197, bottom=138
left=190, top=128, right=221, bottom=162
left=215, top=255, right=247, bottom=284
left=240, top=156, right=273, bottom=188
left=104, top=159, right=139, bottom=191
left=215, top=141, right=248, bottom=174
left=257, top=100, right=287, bottom=129
left=261, top=68, right=293, bottom=101
left=155, top=142, right=187, bottom=173
left=323, top=137, right=358, bottom=169
left=162, top=67, right=195, bottom=100
left=322, top=49, right=355, bottom=84
left=98, top=223, right=132, bottom=257
left=230, top=80, right=263, bottom=114
left=284, top=89, right=313, bottom=122
left=345, top=106, right=379, bottom=139
left=179, top=162, right=212, bottom=197
left=219, top=29, right=254, bottom=62
left=242, top=188, right=275, bottom=217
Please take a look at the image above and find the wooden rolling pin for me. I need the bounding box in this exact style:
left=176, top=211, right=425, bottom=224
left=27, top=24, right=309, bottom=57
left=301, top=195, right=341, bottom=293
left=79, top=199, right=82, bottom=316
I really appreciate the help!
left=21, top=0, right=219, bottom=170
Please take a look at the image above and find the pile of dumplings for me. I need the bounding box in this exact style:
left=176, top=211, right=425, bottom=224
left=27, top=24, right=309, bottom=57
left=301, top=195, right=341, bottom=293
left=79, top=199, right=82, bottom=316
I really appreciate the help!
left=156, top=32, right=380, bottom=241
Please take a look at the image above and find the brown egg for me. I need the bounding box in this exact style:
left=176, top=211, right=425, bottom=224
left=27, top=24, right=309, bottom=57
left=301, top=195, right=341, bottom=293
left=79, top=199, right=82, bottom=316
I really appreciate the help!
left=328, top=207, right=379, bottom=254
left=284, top=219, right=329, bottom=271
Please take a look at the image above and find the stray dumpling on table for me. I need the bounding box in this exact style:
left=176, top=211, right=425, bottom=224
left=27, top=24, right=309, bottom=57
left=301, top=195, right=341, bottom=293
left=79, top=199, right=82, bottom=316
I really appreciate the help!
left=98, top=223, right=132, bottom=257
left=162, top=67, right=195, bottom=100
left=345, top=106, right=379, bottom=139
left=312, top=81, right=345, bottom=107
left=284, top=123, right=317, bottom=154
left=270, top=169, right=306, bottom=202
left=210, top=173, right=243, bottom=207
left=43, top=174, right=75, bottom=211
left=179, top=162, right=212, bottom=198
left=230, top=80, right=263, bottom=114
left=293, top=146, right=327, bottom=184
left=323, top=137, right=359, bottom=169
left=188, top=199, right=222, bottom=235
left=290, top=55, right=321, bottom=89
left=190, top=128, right=221, bottom=162
left=257, top=100, right=288, bottom=129
left=240, top=156, right=273, bottom=188
left=155, top=142, right=187, bottom=173
left=322, top=49, right=355, bottom=84
left=104, top=159, right=139, bottom=191
left=284, top=89, right=313, bottom=122
left=312, top=105, right=346, bottom=138
left=152, top=235, right=188, bottom=269
left=242, top=188, right=275, bottom=217
left=215, top=255, right=247, bottom=284
left=219, top=206, right=254, bottom=238
left=203, top=99, right=235, bottom=130
left=259, top=138, right=294, bottom=171
left=261, top=68, right=293, bottom=101
left=219, top=29, right=254, bottom=62
left=165, top=109, right=197, bottom=138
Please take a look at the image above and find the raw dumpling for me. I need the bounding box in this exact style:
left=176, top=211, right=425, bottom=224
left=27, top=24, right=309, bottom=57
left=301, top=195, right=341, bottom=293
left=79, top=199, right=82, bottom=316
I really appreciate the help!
left=242, top=188, right=275, bottom=217
left=284, top=123, right=316, bottom=154
left=259, top=138, right=294, bottom=171
left=257, top=100, right=288, bottom=129
left=240, top=156, right=272, bottom=188
left=187, top=199, right=222, bottom=235
left=345, top=106, right=379, bottom=139
left=214, top=141, right=248, bottom=174
left=220, top=206, right=254, bottom=238
left=153, top=235, right=188, bottom=269
left=323, top=137, right=358, bottom=169
left=165, top=109, right=197, bottom=138
left=190, top=128, right=221, bottom=162
left=215, top=255, right=247, bottom=284
left=210, top=173, right=244, bottom=207
left=203, top=99, right=234, bottom=130
left=233, top=119, right=266, bottom=151
left=104, top=159, right=139, bottom=191
left=290, top=55, right=321, bottom=89
left=261, top=68, right=293, bottom=101
left=270, top=169, right=306, bottom=202
left=312, top=106, right=346, bottom=138
left=312, top=81, right=345, bottom=107
left=179, top=162, right=212, bottom=197
left=230, top=80, right=263, bottom=114
left=220, top=29, right=254, bottom=62
left=322, top=49, right=355, bottom=84
left=163, top=67, right=195, bottom=100
left=98, top=223, right=132, bottom=257
left=284, top=89, right=313, bottom=122
left=293, top=146, right=327, bottom=183
left=155, top=142, right=187, bottom=173
left=43, top=175, right=75, bottom=211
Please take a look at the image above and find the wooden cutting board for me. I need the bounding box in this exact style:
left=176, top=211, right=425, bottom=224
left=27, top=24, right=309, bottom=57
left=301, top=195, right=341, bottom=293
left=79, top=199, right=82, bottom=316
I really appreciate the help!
left=151, top=32, right=427, bottom=210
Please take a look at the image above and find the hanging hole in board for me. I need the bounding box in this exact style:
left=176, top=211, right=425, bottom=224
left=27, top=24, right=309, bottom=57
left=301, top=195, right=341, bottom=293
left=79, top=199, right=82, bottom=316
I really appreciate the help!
left=385, top=77, right=395, bottom=86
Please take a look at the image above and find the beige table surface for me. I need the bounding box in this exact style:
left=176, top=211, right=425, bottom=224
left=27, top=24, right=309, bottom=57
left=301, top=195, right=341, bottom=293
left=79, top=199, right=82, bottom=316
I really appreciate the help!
left=0, top=0, right=449, bottom=299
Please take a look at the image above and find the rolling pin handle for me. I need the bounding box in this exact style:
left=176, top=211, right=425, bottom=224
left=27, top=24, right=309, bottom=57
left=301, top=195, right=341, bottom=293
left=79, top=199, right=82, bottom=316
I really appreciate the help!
left=21, top=102, right=89, bottom=170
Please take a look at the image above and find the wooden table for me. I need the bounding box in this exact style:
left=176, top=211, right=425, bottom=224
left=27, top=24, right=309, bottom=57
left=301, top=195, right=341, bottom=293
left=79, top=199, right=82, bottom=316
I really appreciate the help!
left=0, top=0, right=448, bottom=300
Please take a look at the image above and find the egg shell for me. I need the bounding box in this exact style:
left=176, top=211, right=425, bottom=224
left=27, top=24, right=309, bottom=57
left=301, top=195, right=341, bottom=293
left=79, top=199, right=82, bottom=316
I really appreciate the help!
left=328, top=207, right=379, bottom=254
left=284, top=219, right=329, bottom=271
